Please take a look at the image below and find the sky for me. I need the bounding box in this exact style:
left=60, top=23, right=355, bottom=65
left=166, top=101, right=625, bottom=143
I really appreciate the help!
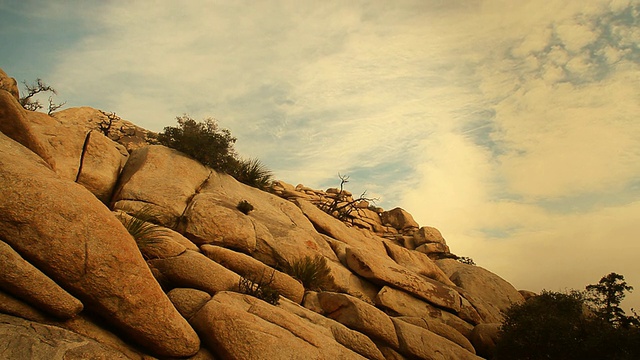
left=1, top=0, right=639, bottom=310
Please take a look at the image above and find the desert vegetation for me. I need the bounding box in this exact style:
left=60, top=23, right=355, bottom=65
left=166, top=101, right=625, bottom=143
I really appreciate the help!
left=283, top=255, right=333, bottom=291
left=19, top=78, right=65, bottom=115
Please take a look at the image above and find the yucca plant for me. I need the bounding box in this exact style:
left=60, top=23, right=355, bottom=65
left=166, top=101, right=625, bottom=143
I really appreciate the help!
left=116, top=206, right=167, bottom=248
left=238, top=270, right=280, bottom=305
left=230, top=157, right=273, bottom=190
left=283, top=255, right=333, bottom=291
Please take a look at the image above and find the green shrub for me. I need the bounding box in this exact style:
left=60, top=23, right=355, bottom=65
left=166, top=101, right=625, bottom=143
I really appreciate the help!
left=229, top=157, right=273, bottom=190
left=283, top=255, right=332, bottom=291
left=236, top=200, right=254, bottom=215
left=157, top=115, right=237, bottom=172
left=238, top=270, right=280, bottom=305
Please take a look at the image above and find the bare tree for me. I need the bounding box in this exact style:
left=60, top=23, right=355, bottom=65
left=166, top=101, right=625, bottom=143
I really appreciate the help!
left=318, top=173, right=379, bottom=222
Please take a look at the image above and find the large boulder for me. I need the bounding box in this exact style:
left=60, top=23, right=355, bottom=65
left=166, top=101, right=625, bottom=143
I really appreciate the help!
left=346, top=247, right=461, bottom=312
left=190, top=291, right=368, bottom=359
left=0, top=240, right=83, bottom=319
left=413, top=226, right=447, bottom=246
left=75, top=130, right=126, bottom=203
left=0, top=132, right=199, bottom=357
left=201, top=245, right=304, bottom=304
left=383, top=240, right=455, bottom=286
left=381, top=207, right=419, bottom=231
left=309, top=291, right=400, bottom=348
left=375, top=286, right=475, bottom=338
left=112, top=145, right=211, bottom=226
left=0, top=313, right=131, bottom=360
left=396, top=317, right=475, bottom=354
left=436, top=259, right=525, bottom=323
left=391, top=317, right=483, bottom=360
left=470, top=323, right=501, bottom=359
left=0, top=90, right=56, bottom=169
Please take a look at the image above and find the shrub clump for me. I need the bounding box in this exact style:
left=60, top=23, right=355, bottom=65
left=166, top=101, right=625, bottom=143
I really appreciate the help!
left=237, top=200, right=254, bottom=215
left=238, top=270, right=280, bottom=305
left=157, top=115, right=273, bottom=189
left=116, top=206, right=167, bottom=250
left=283, top=255, right=333, bottom=291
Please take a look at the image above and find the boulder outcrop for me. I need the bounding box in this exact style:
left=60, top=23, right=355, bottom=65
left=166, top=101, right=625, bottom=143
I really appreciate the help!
left=0, top=67, right=527, bottom=359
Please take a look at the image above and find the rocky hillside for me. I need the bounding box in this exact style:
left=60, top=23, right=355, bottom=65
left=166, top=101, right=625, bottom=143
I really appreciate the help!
left=0, top=67, right=525, bottom=359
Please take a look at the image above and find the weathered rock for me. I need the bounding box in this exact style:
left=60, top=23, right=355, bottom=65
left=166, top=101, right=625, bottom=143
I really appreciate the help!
left=167, top=288, right=212, bottom=320
left=0, top=68, right=19, bottom=100
left=0, top=132, right=199, bottom=357
left=391, top=317, right=482, bottom=360
left=196, top=171, right=338, bottom=266
left=295, top=199, right=387, bottom=256
left=191, top=291, right=368, bottom=359
left=413, top=226, right=447, bottom=246
left=323, top=258, right=380, bottom=305
left=112, top=145, right=211, bottom=226
left=375, top=286, right=475, bottom=338
left=114, top=211, right=187, bottom=259
left=201, top=244, right=304, bottom=303
left=0, top=313, right=131, bottom=360
left=0, top=289, right=50, bottom=323
left=436, top=259, right=524, bottom=323
left=76, top=130, right=126, bottom=204
left=0, top=240, right=83, bottom=319
left=383, top=240, right=456, bottom=287
left=396, top=317, right=475, bottom=354
left=183, top=193, right=257, bottom=253
left=381, top=207, right=419, bottom=231
left=416, top=242, right=451, bottom=256
left=311, top=291, right=400, bottom=348
left=470, top=323, right=501, bottom=359
left=346, top=247, right=461, bottom=312
left=148, top=250, right=240, bottom=294
left=519, top=289, right=537, bottom=300
left=0, top=90, right=56, bottom=169
left=278, top=298, right=385, bottom=360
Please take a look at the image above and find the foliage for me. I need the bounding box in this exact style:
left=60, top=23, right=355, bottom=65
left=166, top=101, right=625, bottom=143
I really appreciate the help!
left=19, top=78, right=65, bottom=114
left=236, top=200, right=254, bottom=215
left=116, top=206, right=166, bottom=248
left=457, top=256, right=476, bottom=266
left=318, top=173, right=379, bottom=222
left=229, top=157, right=273, bottom=190
left=495, top=277, right=640, bottom=360
left=586, top=272, right=636, bottom=327
left=283, top=255, right=332, bottom=291
left=157, top=115, right=237, bottom=172
left=98, top=111, right=120, bottom=136
left=238, top=270, right=280, bottom=305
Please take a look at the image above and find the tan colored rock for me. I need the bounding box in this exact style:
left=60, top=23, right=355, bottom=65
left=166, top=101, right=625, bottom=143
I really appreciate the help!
left=191, top=292, right=367, bottom=359
left=323, top=258, right=379, bottom=304
left=396, top=317, right=475, bottom=354
left=346, top=247, right=461, bottom=312
left=277, top=298, right=385, bottom=360
left=201, top=245, right=304, bottom=303
left=383, top=240, right=456, bottom=287
left=312, top=291, right=399, bottom=348
left=148, top=250, right=240, bottom=294
left=0, top=132, right=199, bottom=358
left=416, top=242, right=450, bottom=256
left=470, top=323, right=501, bottom=359
left=167, top=288, right=212, bottom=320
left=0, top=289, right=50, bottom=323
left=378, top=346, right=407, bottom=360
left=0, top=90, right=56, bottom=169
left=295, top=198, right=387, bottom=255
left=0, top=68, right=19, bottom=100
left=381, top=207, right=419, bottom=231
left=196, top=172, right=338, bottom=266
left=413, top=226, right=447, bottom=246
left=114, top=211, right=187, bottom=259
left=112, top=145, right=211, bottom=226
left=519, top=289, right=537, bottom=300
left=183, top=193, right=257, bottom=253
left=391, top=317, right=483, bottom=360
left=436, top=259, right=525, bottom=323
left=375, top=286, right=475, bottom=338
left=76, top=130, right=126, bottom=204
left=0, top=313, right=131, bottom=360
left=0, top=240, right=83, bottom=319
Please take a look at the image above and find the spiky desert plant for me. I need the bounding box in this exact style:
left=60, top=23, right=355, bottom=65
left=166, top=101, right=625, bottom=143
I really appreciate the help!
left=284, top=255, right=333, bottom=291
left=230, top=157, right=273, bottom=190
left=238, top=270, right=280, bottom=305
left=116, top=206, right=166, bottom=248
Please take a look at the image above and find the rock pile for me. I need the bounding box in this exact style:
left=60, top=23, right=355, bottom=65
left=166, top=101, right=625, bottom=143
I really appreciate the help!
left=0, top=68, right=523, bottom=359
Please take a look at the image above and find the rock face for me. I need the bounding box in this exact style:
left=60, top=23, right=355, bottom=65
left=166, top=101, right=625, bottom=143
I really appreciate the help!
left=0, top=67, right=527, bottom=359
